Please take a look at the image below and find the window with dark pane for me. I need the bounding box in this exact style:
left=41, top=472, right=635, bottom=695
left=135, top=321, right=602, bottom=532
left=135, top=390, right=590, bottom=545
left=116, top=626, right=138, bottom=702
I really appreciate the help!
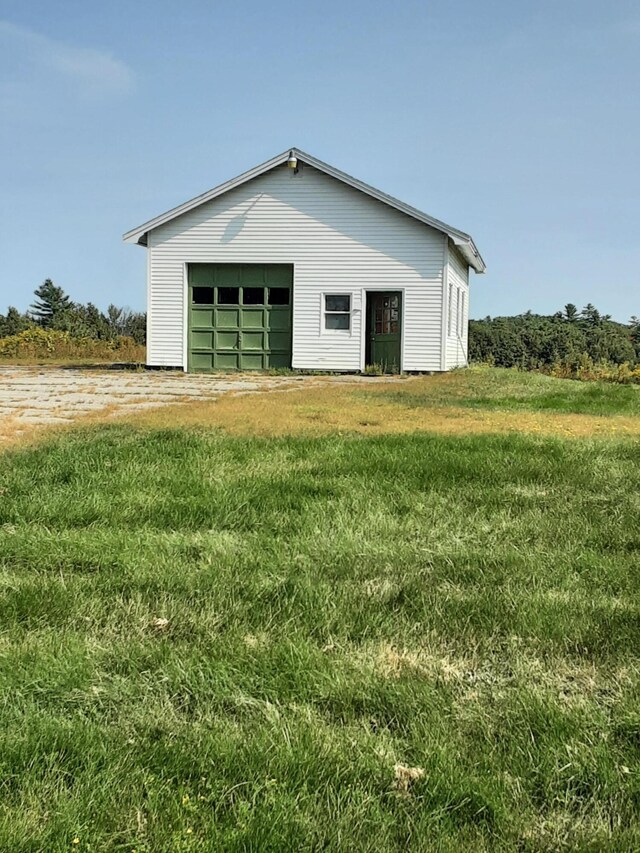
left=373, top=294, right=400, bottom=334
left=243, top=287, right=264, bottom=305
left=325, top=295, right=350, bottom=313
left=268, top=288, right=290, bottom=306
left=217, top=287, right=239, bottom=305
left=324, top=294, right=351, bottom=330
left=326, top=313, right=350, bottom=330
left=192, top=286, right=214, bottom=305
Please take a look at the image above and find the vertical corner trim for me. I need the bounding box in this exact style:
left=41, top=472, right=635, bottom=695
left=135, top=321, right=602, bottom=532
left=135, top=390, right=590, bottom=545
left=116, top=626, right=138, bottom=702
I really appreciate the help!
left=440, top=235, right=449, bottom=372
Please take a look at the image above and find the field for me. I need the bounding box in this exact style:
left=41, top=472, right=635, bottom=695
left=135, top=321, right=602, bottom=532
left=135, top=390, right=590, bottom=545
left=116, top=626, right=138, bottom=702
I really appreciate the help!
left=0, top=368, right=639, bottom=851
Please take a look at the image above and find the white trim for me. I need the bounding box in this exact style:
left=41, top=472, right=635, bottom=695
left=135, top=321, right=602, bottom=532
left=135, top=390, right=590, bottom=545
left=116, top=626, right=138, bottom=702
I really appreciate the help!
left=320, top=291, right=353, bottom=335
left=146, top=243, right=152, bottom=366
left=123, top=147, right=485, bottom=273
left=361, top=287, right=406, bottom=372
left=359, top=288, right=367, bottom=371
left=440, top=234, right=449, bottom=371
left=182, top=262, right=188, bottom=371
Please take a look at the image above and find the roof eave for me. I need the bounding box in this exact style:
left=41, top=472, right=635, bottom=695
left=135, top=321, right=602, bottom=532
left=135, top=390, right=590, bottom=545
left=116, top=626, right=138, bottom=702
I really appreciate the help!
left=453, top=238, right=486, bottom=274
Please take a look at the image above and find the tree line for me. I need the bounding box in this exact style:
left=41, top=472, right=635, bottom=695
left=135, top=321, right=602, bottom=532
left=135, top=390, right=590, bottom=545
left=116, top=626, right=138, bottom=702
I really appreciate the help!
left=3, top=286, right=636, bottom=372
left=0, top=280, right=146, bottom=344
left=469, top=304, right=640, bottom=369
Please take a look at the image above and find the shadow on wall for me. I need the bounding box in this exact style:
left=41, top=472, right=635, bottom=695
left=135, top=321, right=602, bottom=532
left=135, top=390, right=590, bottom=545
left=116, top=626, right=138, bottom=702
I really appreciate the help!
left=221, top=194, right=264, bottom=243
left=221, top=215, right=246, bottom=244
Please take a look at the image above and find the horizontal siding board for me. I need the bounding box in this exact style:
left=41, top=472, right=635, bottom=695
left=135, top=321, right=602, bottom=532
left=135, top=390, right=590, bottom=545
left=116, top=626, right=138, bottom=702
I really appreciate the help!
left=445, top=242, right=470, bottom=369
left=147, top=164, right=446, bottom=370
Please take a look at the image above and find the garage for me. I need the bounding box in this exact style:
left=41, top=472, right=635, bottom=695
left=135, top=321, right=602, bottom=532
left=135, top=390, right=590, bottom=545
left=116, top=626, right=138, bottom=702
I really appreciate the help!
left=125, top=148, right=485, bottom=372
left=188, top=263, right=293, bottom=371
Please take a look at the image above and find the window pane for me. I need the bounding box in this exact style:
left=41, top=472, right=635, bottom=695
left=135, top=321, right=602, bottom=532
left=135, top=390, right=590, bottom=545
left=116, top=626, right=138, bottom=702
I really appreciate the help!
left=325, top=313, right=350, bottom=330
left=243, top=287, right=264, bottom=305
left=192, top=286, right=214, bottom=305
left=325, top=295, right=350, bottom=312
left=218, top=287, right=239, bottom=305
left=268, top=287, right=290, bottom=306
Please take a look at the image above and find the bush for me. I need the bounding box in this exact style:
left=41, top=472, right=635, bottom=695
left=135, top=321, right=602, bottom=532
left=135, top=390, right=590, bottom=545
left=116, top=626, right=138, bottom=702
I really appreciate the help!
left=548, top=356, right=640, bottom=385
left=0, top=328, right=145, bottom=362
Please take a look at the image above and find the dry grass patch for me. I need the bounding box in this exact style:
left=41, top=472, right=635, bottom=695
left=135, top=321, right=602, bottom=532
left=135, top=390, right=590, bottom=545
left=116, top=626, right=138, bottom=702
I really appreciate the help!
left=121, top=378, right=640, bottom=439
left=2, top=369, right=639, bottom=451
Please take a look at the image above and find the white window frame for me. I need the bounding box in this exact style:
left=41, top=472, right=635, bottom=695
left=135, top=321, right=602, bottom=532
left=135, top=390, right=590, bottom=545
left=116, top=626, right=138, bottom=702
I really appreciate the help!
left=460, top=291, right=466, bottom=337
left=322, top=292, right=352, bottom=333
left=447, top=282, right=454, bottom=337
left=456, top=288, right=461, bottom=337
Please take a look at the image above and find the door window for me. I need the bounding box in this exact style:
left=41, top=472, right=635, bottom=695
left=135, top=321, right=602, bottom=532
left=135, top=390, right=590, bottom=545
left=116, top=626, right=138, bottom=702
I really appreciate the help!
left=373, top=294, right=399, bottom=334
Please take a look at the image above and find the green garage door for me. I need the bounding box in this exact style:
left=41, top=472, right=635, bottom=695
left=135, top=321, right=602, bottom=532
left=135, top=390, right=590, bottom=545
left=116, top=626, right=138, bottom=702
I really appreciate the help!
left=188, top=264, right=293, bottom=371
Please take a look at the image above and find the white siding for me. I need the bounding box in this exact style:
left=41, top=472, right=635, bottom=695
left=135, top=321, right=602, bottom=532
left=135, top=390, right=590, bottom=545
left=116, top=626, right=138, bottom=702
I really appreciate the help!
left=445, top=242, right=470, bottom=369
left=147, top=164, right=445, bottom=371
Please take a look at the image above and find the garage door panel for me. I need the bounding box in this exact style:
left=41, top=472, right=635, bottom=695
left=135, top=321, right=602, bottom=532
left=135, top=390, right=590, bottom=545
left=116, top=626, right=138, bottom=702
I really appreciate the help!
left=188, top=264, right=292, bottom=372
left=216, top=352, right=239, bottom=370
left=240, top=353, right=265, bottom=370
left=215, top=265, right=241, bottom=285
left=215, top=308, right=240, bottom=328
left=216, top=331, right=239, bottom=350
left=192, top=308, right=214, bottom=326
left=191, top=352, right=214, bottom=370
left=240, top=265, right=265, bottom=285
left=265, top=265, right=292, bottom=286
left=191, top=330, right=213, bottom=349
left=240, top=309, right=264, bottom=329
left=269, top=352, right=290, bottom=368
left=242, top=331, right=265, bottom=350
left=190, top=267, right=215, bottom=287
left=269, top=331, right=291, bottom=351
left=269, top=309, right=290, bottom=331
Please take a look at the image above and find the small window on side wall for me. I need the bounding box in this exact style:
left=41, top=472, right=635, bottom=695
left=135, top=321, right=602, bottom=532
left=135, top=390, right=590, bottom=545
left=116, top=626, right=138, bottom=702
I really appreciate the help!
left=324, top=294, right=351, bottom=330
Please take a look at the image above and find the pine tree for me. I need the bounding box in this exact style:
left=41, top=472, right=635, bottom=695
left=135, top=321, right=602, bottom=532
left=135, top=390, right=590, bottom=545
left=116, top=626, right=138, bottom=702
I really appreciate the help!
left=30, top=279, right=72, bottom=327
left=0, top=306, right=33, bottom=337
left=564, top=303, right=578, bottom=322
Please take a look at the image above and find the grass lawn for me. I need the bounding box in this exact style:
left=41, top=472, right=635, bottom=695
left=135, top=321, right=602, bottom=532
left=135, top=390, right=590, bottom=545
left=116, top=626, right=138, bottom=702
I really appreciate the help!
left=0, top=369, right=639, bottom=850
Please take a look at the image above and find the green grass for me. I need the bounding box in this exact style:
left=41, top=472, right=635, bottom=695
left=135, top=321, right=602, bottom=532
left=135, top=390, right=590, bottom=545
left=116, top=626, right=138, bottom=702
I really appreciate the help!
left=1, top=416, right=640, bottom=851
left=376, top=367, right=640, bottom=416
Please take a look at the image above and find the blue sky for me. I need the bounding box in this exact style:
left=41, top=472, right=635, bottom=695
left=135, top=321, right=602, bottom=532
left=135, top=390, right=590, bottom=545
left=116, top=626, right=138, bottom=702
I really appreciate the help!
left=1, top=0, right=638, bottom=321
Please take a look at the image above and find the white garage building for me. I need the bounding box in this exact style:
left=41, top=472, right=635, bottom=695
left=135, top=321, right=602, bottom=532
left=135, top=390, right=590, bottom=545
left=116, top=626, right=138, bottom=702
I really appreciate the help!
left=123, top=148, right=485, bottom=373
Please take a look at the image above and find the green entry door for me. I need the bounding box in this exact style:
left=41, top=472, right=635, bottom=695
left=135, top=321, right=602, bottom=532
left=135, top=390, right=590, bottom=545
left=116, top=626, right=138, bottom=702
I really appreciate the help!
left=188, top=264, right=293, bottom=371
left=366, top=292, right=402, bottom=373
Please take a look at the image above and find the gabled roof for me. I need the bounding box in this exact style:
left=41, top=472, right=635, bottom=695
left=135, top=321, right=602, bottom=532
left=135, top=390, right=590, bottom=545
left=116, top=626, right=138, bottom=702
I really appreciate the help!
left=123, top=147, right=486, bottom=273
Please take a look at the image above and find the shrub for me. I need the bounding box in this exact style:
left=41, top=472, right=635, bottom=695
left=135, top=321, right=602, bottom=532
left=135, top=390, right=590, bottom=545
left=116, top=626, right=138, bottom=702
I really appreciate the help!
left=548, top=355, right=640, bottom=385
left=0, top=328, right=145, bottom=362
